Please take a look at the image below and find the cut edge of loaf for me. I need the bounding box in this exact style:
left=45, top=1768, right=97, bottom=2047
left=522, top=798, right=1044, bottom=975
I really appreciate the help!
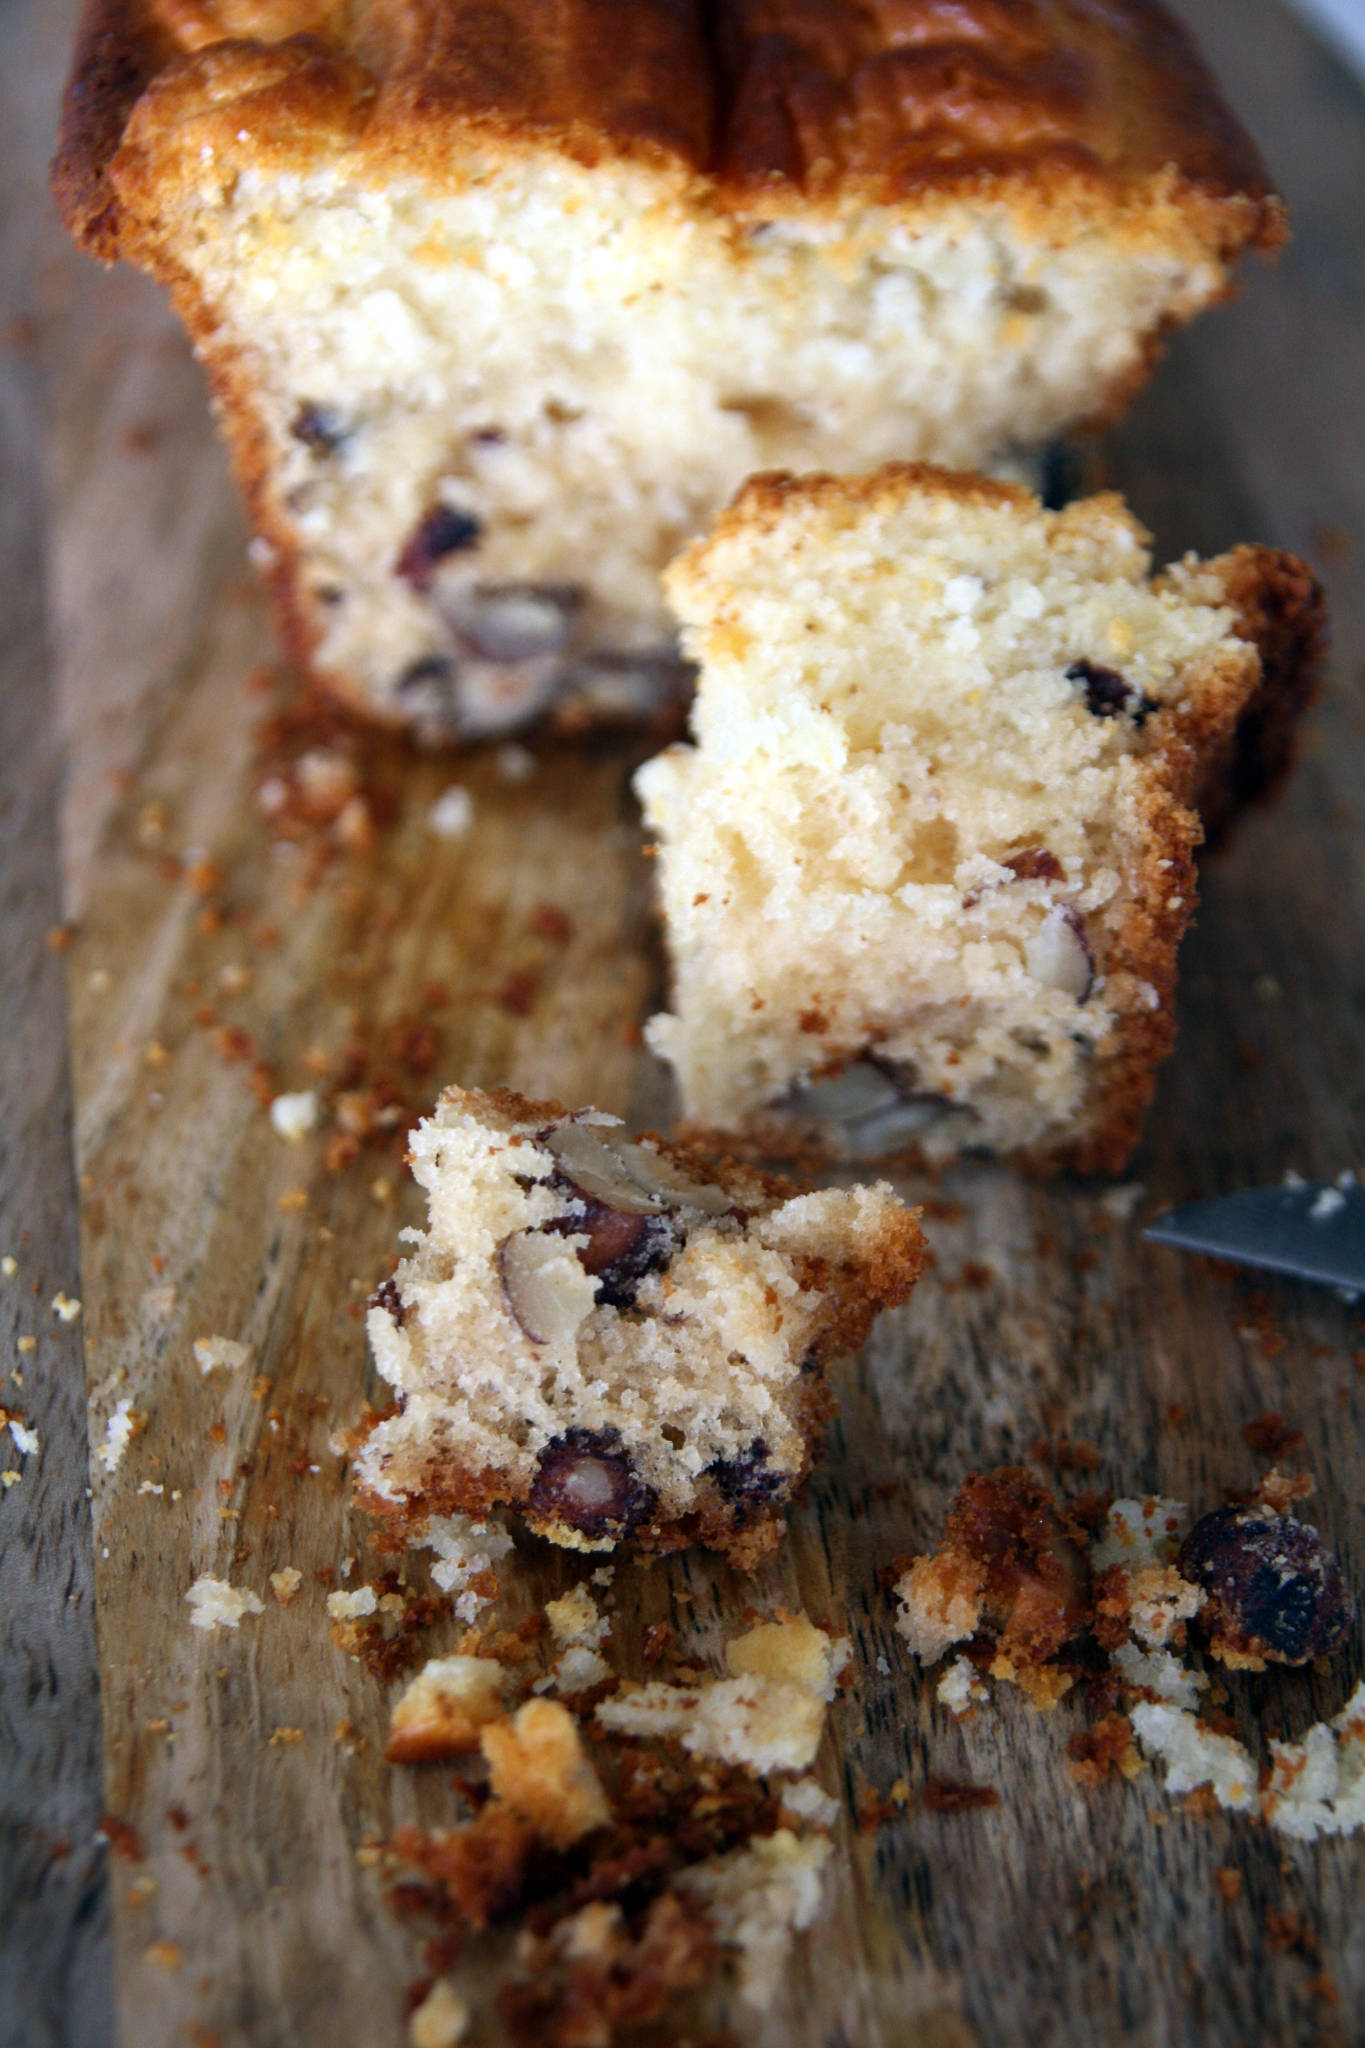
left=646, top=464, right=1326, bottom=1177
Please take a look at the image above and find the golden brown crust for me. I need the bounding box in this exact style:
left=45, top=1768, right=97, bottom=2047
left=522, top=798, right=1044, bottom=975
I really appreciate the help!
left=56, top=0, right=1282, bottom=259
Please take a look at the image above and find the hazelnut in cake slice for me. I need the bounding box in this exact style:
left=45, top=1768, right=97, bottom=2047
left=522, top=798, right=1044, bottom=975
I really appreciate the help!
left=56, top=0, right=1282, bottom=739
left=357, top=1086, right=924, bottom=1564
left=637, top=465, right=1324, bottom=1172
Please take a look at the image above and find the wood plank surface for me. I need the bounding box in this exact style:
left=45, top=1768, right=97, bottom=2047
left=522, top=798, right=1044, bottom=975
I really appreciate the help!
left=0, top=4, right=112, bottom=2045
left=5, top=1, right=1364, bottom=2042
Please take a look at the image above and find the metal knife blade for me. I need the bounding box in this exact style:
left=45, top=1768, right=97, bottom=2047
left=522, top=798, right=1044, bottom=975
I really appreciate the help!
left=1145, top=1183, right=1365, bottom=1290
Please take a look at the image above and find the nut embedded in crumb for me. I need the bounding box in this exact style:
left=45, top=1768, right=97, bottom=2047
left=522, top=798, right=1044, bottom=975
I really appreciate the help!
left=480, top=1699, right=610, bottom=1850
left=387, top=1655, right=506, bottom=1763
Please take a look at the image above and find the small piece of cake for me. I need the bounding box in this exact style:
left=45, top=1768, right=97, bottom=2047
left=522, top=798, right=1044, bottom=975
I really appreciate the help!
left=893, top=1466, right=1092, bottom=1702
left=385, top=1653, right=506, bottom=1763
left=357, top=1086, right=924, bottom=1564
left=56, top=1, right=1282, bottom=738
left=480, top=1699, right=610, bottom=1850
left=637, top=465, right=1324, bottom=1171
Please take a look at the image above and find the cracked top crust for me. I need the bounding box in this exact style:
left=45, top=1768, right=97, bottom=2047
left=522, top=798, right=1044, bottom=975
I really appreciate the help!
left=57, top=0, right=1282, bottom=261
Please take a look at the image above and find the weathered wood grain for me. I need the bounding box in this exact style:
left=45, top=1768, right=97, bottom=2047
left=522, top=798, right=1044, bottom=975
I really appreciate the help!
left=10, top=0, right=1365, bottom=2042
left=0, top=4, right=112, bottom=2045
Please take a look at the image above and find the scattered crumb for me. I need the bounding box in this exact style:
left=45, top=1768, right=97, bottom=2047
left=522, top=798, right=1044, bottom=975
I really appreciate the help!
left=270, top=1091, right=319, bottom=1143
left=409, top=1980, right=468, bottom=2048
left=17, top=1337, right=35, bottom=1355
left=277, top=1188, right=309, bottom=1214
left=419, top=1515, right=514, bottom=1623
left=98, top=1398, right=144, bottom=1474
left=327, top=1586, right=378, bottom=1621
left=779, top=1777, right=839, bottom=1829
left=185, top=1577, right=265, bottom=1631
left=427, top=786, right=474, bottom=840
left=193, top=1335, right=252, bottom=1376
left=597, top=1615, right=850, bottom=1774
left=1099, top=1183, right=1143, bottom=1221
left=1242, top=1412, right=1305, bottom=1459
left=1127, top=1703, right=1258, bottom=1813
left=136, top=1480, right=164, bottom=1498
left=920, top=1778, right=1000, bottom=1813
left=481, top=1700, right=610, bottom=1850
left=269, top=1567, right=303, bottom=1605
left=680, top=1829, right=830, bottom=2008
left=387, top=1655, right=506, bottom=1763
left=936, top=1655, right=989, bottom=1719
left=545, top=1584, right=610, bottom=1651
left=268, top=1726, right=304, bottom=1747
left=7, top=1416, right=39, bottom=1457
left=51, top=1293, right=82, bottom=1323
left=140, top=1283, right=178, bottom=1322
left=144, top=1940, right=182, bottom=1971
left=1, top=1256, right=16, bottom=1277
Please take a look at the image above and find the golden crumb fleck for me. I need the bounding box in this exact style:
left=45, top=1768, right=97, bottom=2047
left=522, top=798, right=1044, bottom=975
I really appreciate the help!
left=144, top=1941, right=182, bottom=1971
left=277, top=1188, right=308, bottom=1214
left=268, top=1726, right=304, bottom=1747
left=270, top=1567, right=303, bottom=1605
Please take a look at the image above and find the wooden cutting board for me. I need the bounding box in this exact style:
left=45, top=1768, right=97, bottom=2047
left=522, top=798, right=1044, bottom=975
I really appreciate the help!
left=4, top=2, right=1364, bottom=2043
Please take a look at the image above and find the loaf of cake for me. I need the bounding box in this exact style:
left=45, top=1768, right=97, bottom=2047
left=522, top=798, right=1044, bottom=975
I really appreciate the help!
left=56, top=1, right=1282, bottom=740
left=636, top=465, right=1324, bottom=1173
left=356, top=1086, right=924, bottom=1564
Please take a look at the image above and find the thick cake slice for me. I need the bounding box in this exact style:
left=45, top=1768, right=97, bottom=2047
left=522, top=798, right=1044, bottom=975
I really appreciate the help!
left=56, top=0, right=1281, bottom=739
left=356, top=1086, right=924, bottom=1564
left=636, top=465, right=1324, bottom=1173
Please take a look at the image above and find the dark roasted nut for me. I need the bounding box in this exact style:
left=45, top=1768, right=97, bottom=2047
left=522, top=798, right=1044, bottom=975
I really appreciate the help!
left=396, top=504, right=483, bottom=590
left=368, top=1275, right=408, bottom=1328
left=1005, top=847, right=1064, bottom=883
left=291, top=401, right=349, bottom=455
left=527, top=1428, right=657, bottom=1540
left=1065, top=658, right=1157, bottom=725
left=552, top=1188, right=675, bottom=1311
left=707, top=1440, right=785, bottom=1515
left=1179, top=1504, right=1351, bottom=1666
